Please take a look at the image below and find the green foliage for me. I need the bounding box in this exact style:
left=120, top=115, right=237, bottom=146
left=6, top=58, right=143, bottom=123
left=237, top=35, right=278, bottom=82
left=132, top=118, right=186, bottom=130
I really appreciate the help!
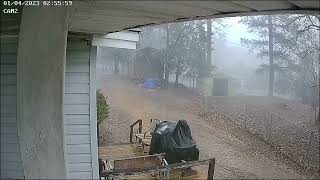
left=97, top=89, right=109, bottom=125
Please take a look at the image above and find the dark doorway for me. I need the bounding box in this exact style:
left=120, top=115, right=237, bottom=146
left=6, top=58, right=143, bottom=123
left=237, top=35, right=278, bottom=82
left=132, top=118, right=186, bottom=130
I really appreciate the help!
left=212, top=78, right=228, bottom=96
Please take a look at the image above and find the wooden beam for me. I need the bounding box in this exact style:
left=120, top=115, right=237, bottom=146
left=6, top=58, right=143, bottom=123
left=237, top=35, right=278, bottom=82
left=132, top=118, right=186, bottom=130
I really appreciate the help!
left=207, top=158, right=215, bottom=180
left=102, top=158, right=216, bottom=178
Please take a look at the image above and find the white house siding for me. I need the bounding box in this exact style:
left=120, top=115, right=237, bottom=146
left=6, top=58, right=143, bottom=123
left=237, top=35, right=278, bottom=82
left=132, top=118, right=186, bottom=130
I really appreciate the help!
left=0, top=36, right=25, bottom=179
left=64, top=38, right=98, bottom=179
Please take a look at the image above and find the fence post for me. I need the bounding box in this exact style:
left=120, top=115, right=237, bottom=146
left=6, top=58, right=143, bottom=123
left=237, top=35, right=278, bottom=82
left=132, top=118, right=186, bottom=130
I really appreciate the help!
left=245, top=104, right=248, bottom=129
left=138, top=119, right=142, bottom=134
left=207, top=158, right=215, bottom=180
left=129, top=125, right=133, bottom=143
left=269, top=114, right=273, bottom=145
left=306, top=131, right=313, bottom=169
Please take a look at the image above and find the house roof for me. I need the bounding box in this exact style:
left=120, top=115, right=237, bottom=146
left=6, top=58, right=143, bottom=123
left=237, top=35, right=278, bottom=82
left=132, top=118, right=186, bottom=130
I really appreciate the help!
left=69, top=0, right=319, bottom=34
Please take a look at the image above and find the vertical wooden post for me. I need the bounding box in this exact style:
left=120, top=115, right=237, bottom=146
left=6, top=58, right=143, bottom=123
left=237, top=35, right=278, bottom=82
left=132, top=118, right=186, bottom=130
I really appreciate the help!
left=306, top=131, right=313, bottom=167
left=98, top=158, right=103, bottom=179
left=138, top=119, right=142, bottom=134
left=207, top=158, right=215, bottom=180
left=269, top=114, right=273, bottom=144
left=245, top=104, right=248, bottom=129
left=130, top=125, right=133, bottom=143
left=130, top=119, right=143, bottom=143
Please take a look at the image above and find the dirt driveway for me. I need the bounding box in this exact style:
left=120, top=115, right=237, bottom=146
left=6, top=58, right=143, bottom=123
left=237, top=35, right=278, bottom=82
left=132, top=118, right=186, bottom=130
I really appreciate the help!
left=98, top=75, right=315, bottom=179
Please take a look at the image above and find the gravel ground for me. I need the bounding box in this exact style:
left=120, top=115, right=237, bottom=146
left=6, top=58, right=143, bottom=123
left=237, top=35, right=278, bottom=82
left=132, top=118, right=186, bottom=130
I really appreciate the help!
left=97, top=74, right=318, bottom=179
left=201, top=96, right=319, bottom=170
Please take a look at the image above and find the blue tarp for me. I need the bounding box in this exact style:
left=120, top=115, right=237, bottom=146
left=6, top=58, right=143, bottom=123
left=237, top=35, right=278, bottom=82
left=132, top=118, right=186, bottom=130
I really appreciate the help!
left=143, top=78, right=159, bottom=89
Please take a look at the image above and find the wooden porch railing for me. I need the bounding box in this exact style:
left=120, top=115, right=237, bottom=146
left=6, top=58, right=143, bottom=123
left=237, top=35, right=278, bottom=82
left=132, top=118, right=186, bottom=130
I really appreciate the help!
left=101, top=158, right=216, bottom=180
left=129, top=119, right=142, bottom=143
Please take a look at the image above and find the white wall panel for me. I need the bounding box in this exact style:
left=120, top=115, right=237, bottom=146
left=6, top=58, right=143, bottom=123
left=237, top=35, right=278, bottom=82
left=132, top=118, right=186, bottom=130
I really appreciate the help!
left=64, top=38, right=98, bottom=179
left=0, top=36, right=24, bottom=179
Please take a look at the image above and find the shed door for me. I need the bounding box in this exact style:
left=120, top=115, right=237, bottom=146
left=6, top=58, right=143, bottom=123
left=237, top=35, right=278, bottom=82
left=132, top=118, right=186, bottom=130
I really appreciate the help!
left=212, top=78, right=228, bottom=96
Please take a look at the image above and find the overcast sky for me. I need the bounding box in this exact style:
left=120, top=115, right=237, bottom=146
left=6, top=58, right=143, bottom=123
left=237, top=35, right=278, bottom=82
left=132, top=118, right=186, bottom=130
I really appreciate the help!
left=224, top=16, right=257, bottom=47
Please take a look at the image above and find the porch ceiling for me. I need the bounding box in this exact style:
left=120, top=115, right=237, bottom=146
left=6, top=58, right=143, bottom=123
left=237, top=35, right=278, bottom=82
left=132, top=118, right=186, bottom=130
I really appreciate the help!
left=69, top=0, right=320, bottom=34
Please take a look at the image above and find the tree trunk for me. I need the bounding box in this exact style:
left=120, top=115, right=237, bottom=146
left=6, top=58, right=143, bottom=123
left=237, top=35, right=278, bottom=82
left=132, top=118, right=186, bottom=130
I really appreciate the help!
left=268, top=15, right=274, bottom=96
left=192, top=77, right=195, bottom=90
left=97, top=124, right=100, bottom=146
left=317, top=107, right=319, bottom=126
left=164, top=63, right=169, bottom=88
left=163, top=25, right=170, bottom=88
left=175, top=59, right=181, bottom=88
left=207, top=19, right=212, bottom=68
left=175, top=71, right=179, bottom=87
left=114, top=60, right=119, bottom=74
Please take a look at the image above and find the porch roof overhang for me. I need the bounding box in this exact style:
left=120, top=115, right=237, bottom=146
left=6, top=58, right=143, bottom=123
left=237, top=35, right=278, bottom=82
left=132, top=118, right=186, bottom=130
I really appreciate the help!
left=69, top=0, right=320, bottom=34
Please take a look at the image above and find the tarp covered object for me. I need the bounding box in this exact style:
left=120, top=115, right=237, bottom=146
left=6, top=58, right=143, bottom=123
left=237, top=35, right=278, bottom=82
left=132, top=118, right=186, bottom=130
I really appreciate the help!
left=149, top=119, right=199, bottom=164
left=143, top=78, right=159, bottom=89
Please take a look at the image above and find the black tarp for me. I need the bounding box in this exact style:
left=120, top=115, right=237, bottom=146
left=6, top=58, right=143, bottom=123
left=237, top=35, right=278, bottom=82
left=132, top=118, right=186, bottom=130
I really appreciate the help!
left=149, top=119, right=199, bottom=164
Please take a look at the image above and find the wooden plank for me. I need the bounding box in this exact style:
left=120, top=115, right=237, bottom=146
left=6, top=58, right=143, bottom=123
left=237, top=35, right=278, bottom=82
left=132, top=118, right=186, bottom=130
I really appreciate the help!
left=65, top=84, right=89, bottom=94
left=0, top=143, right=19, bottom=153
left=0, top=170, right=6, bottom=179
left=0, top=95, right=16, bottom=105
left=69, top=172, right=92, bottom=179
left=64, top=94, right=89, bottom=105
left=0, top=36, right=18, bottom=44
left=1, top=105, right=16, bottom=114
left=89, top=46, right=99, bottom=179
left=1, top=161, right=23, bottom=171
left=1, top=133, right=18, bottom=143
left=92, top=37, right=137, bottom=49
left=67, top=40, right=90, bottom=50
left=66, top=50, right=90, bottom=59
left=1, top=124, right=18, bottom=135
left=66, top=134, right=91, bottom=144
left=0, top=54, right=16, bottom=64
left=5, top=170, right=24, bottom=179
left=207, top=159, right=215, bottom=180
left=0, top=64, right=16, bottom=74
left=65, top=73, right=89, bottom=84
left=0, top=85, right=16, bottom=95
left=66, top=58, right=90, bottom=63
left=0, top=36, right=23, bottom=179
left=65, top=125, right=90, bottom=135
left=98, top=144, right=143, bottom=161
left=0, top=43, right=18, bottom=53
left=0, top=116, right=16, bottom=124
left=104, top=159, right=215, bottom=178
left=68, top=154, right=92, bottom=163
left=0, top=74, right=16, bottom=85
left=66, top=63, right=89, bottom=73
left=0, top=153, right=21, bottom=162
left=114, top=154, right=164, bottom=172
left=64, top=115, right=90, bottom=125
left=67, top=144, right=91, bottom=154
left=64, top=105, right=89, bottom=115
left=64, top=40, right=94, bottom=179
left=68, top=162, right=92, bottom=172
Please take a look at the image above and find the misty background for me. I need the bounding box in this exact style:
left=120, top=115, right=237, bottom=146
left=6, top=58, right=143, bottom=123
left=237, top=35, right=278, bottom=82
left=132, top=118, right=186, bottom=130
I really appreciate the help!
left=96, top=14, right=320, bottom=171
left=97, top=14, right=319, bottom=105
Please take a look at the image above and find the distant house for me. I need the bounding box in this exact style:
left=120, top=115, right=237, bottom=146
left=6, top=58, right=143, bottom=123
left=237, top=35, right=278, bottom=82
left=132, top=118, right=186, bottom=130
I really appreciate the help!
left=196, top=73, right=240, bottom=97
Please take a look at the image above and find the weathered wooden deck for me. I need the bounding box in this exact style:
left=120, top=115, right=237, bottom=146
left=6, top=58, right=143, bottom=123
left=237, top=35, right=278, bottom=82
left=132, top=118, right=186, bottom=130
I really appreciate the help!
left=98, top=143, right=208, bottom=179
left=99, top=143, right=144, bottom=161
